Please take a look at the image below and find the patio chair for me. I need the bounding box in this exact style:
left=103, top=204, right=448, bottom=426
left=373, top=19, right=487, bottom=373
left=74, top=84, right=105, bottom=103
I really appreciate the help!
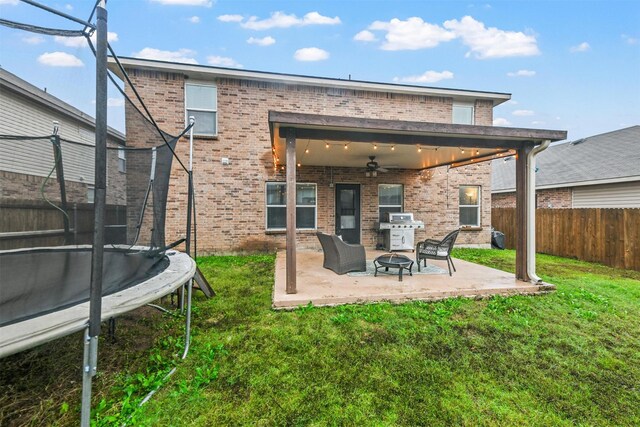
left=416, top=228, right=460, bottom=276
left=316, top=232, right=366, bottom=275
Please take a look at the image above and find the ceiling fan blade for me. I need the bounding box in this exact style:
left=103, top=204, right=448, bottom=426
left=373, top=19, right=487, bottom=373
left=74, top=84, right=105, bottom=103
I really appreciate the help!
left=377, top=167, right=389, bottom=172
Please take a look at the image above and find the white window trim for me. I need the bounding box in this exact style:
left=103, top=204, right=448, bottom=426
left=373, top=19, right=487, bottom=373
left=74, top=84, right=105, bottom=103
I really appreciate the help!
left=459, top=185, right=481, bottom=227
left=452, top=102, right=475, bottom=125
left=265, top=182, right=317, bottom=231
left=87, top=185, right=95, bottom=204
left=378, top=184, right=404, bottom=219
left=185, top=81, right=218, bottom=137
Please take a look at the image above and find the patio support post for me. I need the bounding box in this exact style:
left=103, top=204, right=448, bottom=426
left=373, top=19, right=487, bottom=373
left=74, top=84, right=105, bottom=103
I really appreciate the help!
left=285, top=128, right=297, bottom=294
left=515, top=145, right=532, bottom=282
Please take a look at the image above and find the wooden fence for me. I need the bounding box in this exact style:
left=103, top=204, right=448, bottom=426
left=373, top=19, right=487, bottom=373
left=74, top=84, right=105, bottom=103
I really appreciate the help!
left=0, top=199, right=126, bottom=250
left=492, top=208, right=640, bottom=271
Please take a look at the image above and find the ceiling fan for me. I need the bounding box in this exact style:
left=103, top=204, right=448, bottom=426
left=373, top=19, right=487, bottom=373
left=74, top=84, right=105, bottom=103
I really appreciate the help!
left=366, top=156, right=388, bottom=173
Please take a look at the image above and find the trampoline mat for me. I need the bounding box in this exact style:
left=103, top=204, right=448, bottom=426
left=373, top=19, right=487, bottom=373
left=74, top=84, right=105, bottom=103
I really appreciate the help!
left=0, top=247, right=169, bottom=327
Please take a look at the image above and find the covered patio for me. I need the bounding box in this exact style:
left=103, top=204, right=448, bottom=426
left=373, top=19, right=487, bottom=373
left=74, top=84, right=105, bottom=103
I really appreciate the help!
left=269, top=111, right=566, bottom=301
left=273, top=249, right=552, bottom=308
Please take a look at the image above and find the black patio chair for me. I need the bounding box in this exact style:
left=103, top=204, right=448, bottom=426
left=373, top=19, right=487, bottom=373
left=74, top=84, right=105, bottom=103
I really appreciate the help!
left=416, top=228, right=461, bottom=276
left=316, top=232, right=366, bottom=275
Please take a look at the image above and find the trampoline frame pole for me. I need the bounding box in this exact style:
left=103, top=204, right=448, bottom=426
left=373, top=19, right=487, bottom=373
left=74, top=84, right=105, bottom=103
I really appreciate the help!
left=81, top=1, right=107, bottom=426
left=180, top=117, right=195, bottom=313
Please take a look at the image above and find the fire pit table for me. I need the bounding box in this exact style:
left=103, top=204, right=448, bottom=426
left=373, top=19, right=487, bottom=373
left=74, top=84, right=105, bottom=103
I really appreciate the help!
left=373, top=253, right=414, bottom=282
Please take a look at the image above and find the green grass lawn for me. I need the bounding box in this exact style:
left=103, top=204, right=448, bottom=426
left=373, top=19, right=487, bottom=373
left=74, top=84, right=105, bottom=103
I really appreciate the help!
left=127, top=250, right=639, bottom=426
left=1, top=250, right=638, bottom=426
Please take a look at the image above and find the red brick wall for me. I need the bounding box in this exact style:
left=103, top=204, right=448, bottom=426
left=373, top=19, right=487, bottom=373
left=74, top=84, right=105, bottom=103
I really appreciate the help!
left=491, top=187, right=572, bottom=209
left=124, top=69, right=494, bottom=253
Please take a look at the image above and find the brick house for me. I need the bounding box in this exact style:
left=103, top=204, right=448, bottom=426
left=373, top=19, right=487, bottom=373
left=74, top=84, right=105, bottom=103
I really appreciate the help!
left=111, top=57, right=565, bottom=290
left=492, top=126, right=640, bottom=208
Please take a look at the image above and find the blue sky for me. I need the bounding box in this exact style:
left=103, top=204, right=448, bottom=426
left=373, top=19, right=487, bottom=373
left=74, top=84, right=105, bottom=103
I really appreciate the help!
left=1, top=0, right=639, bottom=140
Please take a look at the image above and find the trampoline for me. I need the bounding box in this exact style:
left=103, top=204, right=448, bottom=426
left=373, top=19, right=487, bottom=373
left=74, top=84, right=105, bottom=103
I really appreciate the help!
left=0, top=2, right=203, bottom=424
left=0, top=246, right=195, bottom=358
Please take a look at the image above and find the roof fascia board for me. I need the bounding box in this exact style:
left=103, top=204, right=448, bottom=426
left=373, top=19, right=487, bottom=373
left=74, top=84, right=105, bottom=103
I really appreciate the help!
left=271, top=111, right=567, bottom=142
left=109, top=57, right=512, bottom=105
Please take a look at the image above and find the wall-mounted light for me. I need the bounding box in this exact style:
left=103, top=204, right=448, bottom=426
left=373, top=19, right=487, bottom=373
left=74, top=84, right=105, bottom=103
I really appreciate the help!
left=344, top=144, right=348, bottom=150
left=325, top=142, right=330, bottom=149
left=305, top=148, right=309, bottom=154
left=391, top=145, right=395, bottom=151
left=417, top=145, right=422, bottom=153
left=373, top=144, right=378, bottom=150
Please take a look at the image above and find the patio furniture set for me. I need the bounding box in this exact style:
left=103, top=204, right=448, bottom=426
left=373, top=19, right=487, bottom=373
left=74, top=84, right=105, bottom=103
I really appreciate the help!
left=316, top=228, right=460, bottom=281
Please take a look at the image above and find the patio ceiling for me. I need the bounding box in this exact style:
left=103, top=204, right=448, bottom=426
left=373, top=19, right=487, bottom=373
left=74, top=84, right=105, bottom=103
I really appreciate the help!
left=269, top=111, right=567, bottom=170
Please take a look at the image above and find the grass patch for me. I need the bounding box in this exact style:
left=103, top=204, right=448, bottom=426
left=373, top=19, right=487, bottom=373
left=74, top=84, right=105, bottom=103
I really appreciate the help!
left=1, top=250, right=639, bottom=425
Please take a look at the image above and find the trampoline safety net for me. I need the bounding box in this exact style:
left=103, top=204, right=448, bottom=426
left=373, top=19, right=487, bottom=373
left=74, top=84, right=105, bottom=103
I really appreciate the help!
left=0, top=79, right=192, bottom=327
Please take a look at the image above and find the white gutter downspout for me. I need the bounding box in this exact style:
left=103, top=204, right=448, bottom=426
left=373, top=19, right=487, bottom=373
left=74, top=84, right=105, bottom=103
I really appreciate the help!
left=526, top=140, right=551, bottom=283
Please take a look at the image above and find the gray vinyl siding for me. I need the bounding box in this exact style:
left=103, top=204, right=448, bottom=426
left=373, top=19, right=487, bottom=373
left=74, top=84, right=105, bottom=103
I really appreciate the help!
left=572, top=181, right=640, bottom=208
left=0, top=89, right=96, bottom=184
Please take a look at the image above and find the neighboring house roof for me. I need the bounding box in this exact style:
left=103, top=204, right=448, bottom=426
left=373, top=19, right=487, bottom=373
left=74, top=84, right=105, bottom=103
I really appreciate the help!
left=492, top=125, right=640, bottom=193
left=109, top=56, right=512, bottom=106
left=0, top=67, right=125, bottom=143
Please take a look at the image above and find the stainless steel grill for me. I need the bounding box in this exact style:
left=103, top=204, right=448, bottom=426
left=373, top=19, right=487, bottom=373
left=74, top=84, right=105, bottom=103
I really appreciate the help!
left=376, top=212, right=425, bottom=251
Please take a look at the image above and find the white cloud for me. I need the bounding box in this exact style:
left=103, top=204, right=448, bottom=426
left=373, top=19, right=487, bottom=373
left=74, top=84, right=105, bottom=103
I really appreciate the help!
left=570, top=42, right=590, bottom=52
left=368, top=17, right=455, bottom=50
left=622, top=34, right=639, bottom=45
left=0, top=0, right=19, bottom=5
left=507, top=100, right=518, bottom=105
left=149, top=0, right=212, bottom=6
left=303, top=11, right=341, bottom=25
left=189, top=16, right=200, bottom=24
left=108, top=98, right=125, bottom=107
left=92, top=98, right=125, bottom=107
left=531, top=120, right=546, bottom=125
left=218, top=14, right=244, bottom=22
left=393, top=70, right=454, bottom=84
left=207, top=55, right=243, bottom=68
left=134, top=47, right=198, bottom=64
left=65, top=3, right=73, bottom=10
left=54, top=31, right=118, bottom=48
left=38, top=52, right=84, bottom=67
left=239, top=11, right=341, bottom=30
left=294, top=47, right=329, bottom=61
left=443, top=16, right=540, bottom=59
left=23, top=35, right=45, bottom=45
left=354, top=30, right=376, bottom=42
left=493, top=117, right=511, bottom=126
left=507, top=69, right=536, bottom=77
left=247, top=36, right=275, bottom=46
left=512, top=109, right=534, bottom=116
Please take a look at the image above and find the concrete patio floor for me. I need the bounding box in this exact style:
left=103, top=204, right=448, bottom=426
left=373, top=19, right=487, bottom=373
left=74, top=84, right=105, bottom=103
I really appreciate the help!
left=273, top=250, right=554, bottom=309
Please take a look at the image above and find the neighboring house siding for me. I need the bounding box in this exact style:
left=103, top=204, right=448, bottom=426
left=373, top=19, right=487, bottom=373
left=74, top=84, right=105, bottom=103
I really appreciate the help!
left=491, top=182, right=640, bottom=209
left=0, top=76, right=126, bottom=205
left=0, top=88, right=95, bottom=184
left=492, top=188, right=573, bottom=209
left=125, top=69, right=493, bottom=253
left=572, top=181, right=640, bottom=208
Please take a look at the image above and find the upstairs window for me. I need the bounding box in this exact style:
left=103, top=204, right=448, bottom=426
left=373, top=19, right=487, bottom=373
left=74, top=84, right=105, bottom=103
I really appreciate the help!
left=452, top=103, right=474, bottom=125
left=117, top=148, right=126, bottom=173
left=186, top=83, right=217, bottom=136
left=266, top=182, right=317, bottom=230
left=459, top=185, right=481, bottom=227
left=378, top=184, right=403, bottom=221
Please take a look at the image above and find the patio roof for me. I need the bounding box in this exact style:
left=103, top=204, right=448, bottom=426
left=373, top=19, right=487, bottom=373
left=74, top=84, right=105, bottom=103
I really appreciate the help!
left=269, top=111, right=567, bottom=170
left=269, top=111, right=567, bottom=295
